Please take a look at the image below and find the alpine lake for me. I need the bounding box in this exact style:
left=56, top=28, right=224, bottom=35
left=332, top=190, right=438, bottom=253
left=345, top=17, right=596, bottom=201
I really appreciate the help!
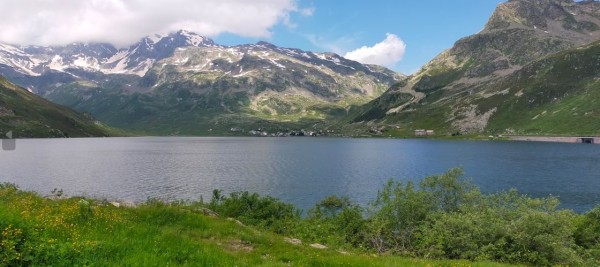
left=2, top=137, right=599, bottom=213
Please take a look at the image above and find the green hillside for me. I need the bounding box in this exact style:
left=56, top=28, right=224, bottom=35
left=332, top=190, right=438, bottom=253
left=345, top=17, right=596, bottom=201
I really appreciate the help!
left=480, top=41, right=600, bottom=135
left=353, top=40, right=600, bottom=137
left=0, top=76, right=118, bottom=138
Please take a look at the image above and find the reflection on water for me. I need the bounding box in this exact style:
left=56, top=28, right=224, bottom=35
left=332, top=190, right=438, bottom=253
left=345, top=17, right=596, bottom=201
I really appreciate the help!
left=1, top=137, right=599, bottom=212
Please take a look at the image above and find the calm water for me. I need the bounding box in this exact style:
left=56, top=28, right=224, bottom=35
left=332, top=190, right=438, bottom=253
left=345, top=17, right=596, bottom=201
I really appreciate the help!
left=1, top=137, right=599, bottom=212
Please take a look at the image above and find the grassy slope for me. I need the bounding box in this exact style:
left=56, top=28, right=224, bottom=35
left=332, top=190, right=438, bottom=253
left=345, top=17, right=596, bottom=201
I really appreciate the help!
left=0, top=77, right=121, bottom=138
left=354, top=41, right=600, bottom=138
left=45, top=84, right=337, bottom=136
left=0, top=186, right=515, bottom=267
left=482, top=41, right=600, bottom=135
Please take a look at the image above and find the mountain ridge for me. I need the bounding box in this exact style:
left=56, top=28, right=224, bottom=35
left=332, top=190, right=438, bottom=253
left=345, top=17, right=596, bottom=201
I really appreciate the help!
left=351, top=0, right=600, bottom=136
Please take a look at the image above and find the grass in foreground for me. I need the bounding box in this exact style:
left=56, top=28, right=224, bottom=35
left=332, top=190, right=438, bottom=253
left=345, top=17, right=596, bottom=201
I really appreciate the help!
left=0, top=184, right=515, bottom=267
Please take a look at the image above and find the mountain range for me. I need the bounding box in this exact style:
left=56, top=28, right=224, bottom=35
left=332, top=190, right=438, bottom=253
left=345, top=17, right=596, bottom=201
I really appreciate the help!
left=0, top=30, right=401, bottom=135
left=0, top=0, right=599, bottom=137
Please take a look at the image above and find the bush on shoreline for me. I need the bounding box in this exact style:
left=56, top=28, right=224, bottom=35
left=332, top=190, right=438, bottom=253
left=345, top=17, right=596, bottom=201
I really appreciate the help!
left=205, top=168, right=599, bottom=266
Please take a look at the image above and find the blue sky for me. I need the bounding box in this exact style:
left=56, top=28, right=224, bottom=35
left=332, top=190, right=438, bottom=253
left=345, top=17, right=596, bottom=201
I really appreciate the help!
left=215, top=0, right=502, bottom=74
left=2, top=0, right=502, bottom=75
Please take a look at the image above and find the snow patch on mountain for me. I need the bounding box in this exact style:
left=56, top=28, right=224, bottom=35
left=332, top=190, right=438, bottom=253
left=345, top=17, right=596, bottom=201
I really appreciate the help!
left=47, top=55, right=65, bottom=71
left=0, top=30, right=215, bottom=77
left=269, top=59, right=286, bottom=69
left=147, top=33, right=167, bottom=44
left=180, top=30, right=206, bottom=46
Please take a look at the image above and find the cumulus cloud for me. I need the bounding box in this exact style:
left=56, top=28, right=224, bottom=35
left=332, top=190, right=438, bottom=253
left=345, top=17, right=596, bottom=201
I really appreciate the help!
left=299, top=7, right=315, bottom=16
left=344, top=34, right=406, bottom=67
left=0, top=0, right=302, bottom=47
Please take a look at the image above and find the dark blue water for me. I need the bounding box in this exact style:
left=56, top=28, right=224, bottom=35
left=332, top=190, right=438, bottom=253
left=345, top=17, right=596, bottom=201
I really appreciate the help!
left=1, top=137, right=599, bottom=212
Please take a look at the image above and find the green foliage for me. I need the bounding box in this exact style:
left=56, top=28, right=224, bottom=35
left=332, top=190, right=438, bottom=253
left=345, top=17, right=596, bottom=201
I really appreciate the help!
left=367, top=180, right=434, bottom=254
left=294, top=169, right=596, bottom=266
left=310, top=195, right=354, bottom=218
left=575, top=205, right=600, bottom=263
left=360, top=169, right=481, bottom=255
left=301, top=196, right=366, bottom=247
left=209, top=190, right=301, bottom=233
left=419, top=190, right=582, bottom=265
left=420, top=168, right=479, bottom=213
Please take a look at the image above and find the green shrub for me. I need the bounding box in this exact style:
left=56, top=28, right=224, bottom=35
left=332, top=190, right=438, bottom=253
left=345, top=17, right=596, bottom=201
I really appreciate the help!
left=366, top=180, right=434, bottom=254
left=575, top=205, right=600, bottom=249
left=575, top=205, right=600, bottom=265
left=418, top=189, right=583, bottom=266
left=209, top=190, right=301, bottom=233
left=301, top=196, right=366, bottom=247
left=419, top=168, right=480, bottom=213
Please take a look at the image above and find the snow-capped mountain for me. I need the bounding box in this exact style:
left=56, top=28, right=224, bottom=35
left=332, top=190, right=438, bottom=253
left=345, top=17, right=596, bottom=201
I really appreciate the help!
left=0, top=30, right=403, bottom=135
left=0, top=30, right=215, bottom=77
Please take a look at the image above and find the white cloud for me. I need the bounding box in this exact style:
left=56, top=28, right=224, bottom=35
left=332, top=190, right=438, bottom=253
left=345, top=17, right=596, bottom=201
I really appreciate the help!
left=300, top=7, right=315, bottom=16
left=344, top=34, right=406, bottom=67
left=304, top=34, right=359, bottom=55
left=0, top=0, right=304, bottom=47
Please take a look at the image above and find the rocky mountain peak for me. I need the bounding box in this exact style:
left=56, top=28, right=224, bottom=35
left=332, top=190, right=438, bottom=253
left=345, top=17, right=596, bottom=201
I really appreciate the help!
left=255, top=41, right=277, bottom=49
left=485, top=0, right=600, bottom=37
left=141, top=30, right=214, bottom=47
left=131, top=30, right=215, bottom=59
left=433, top=0, right=600, bottom=80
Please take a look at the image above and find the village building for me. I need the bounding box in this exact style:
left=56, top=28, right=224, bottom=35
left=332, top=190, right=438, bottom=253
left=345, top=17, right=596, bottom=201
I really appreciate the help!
left=415, top=129, right=435, bottom=136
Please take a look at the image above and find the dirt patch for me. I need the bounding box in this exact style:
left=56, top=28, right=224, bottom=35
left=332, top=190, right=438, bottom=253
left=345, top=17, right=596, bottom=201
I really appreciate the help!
left=310, top=243, right=327, bottom=249
left=224, top=239, right=253, bottom=253
left=284, top=237, right=302, bottom=245
left=0, top=106, right=15, bottom=117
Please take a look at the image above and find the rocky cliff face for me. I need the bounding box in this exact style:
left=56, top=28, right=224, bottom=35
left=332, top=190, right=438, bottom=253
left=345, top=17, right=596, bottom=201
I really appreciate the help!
left=353, top=0, right=600, bottom=135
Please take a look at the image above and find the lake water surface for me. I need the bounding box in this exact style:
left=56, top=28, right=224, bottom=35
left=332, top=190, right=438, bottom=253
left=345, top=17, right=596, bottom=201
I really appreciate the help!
left=1, top=137, right=599, bottom=212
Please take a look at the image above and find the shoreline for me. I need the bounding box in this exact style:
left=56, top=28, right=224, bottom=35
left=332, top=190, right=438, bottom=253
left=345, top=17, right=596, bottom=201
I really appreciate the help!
left=5, top=134, right=600, bottom=145
left=506, top=135, right=599, bottom=144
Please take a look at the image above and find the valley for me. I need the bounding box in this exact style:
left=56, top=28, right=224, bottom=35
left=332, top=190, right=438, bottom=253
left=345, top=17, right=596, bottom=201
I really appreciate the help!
left=0, top=0, right=599, bottom=138
left=1, top=1, right=600, bottom=266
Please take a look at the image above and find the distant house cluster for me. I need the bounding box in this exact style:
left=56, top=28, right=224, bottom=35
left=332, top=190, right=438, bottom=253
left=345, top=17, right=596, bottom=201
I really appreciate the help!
left=415, top=129, right=435, bottom=136
left=238, top=128, right=334, bottom=137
